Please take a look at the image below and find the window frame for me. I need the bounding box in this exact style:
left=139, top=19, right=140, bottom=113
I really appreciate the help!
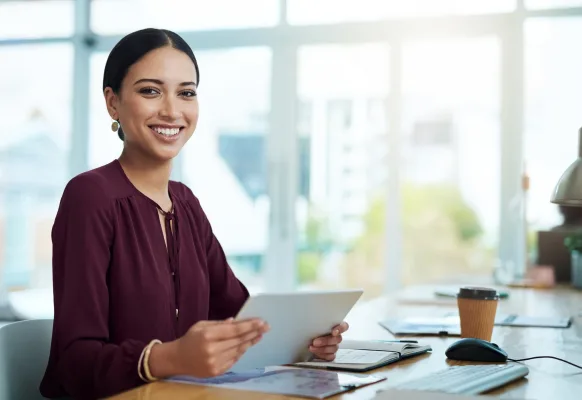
left=2, top=0, right=582, bottom=292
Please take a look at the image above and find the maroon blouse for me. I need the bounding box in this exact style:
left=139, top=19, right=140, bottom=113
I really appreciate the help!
left=39, top=159, right=249, bottom=399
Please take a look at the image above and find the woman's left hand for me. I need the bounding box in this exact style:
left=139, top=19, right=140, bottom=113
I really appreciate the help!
left=309, top=321, right=349, bottom=361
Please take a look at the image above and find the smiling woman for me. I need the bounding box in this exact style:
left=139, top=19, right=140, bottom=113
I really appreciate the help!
left=102, top=29, right=199, bottom=149
left=39, top=28, right=347, bottom=400
left=38, top=28, right=260, bottom=399
left=117, top=72, right=196, bottom=148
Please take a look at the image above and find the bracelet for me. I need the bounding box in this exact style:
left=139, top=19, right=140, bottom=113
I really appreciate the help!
left=143, top=339, right=162, bottom=382
left=137, top=345, right=148, bottom=382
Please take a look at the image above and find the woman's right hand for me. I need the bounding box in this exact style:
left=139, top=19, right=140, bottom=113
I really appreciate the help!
left=150, top=318, right=269, bottom=379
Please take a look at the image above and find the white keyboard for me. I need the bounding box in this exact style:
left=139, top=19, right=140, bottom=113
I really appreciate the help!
left=394, top=363, right=530, bottom=395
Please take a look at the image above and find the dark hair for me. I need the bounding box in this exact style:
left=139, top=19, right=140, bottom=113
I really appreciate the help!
left=103, top=28, right=200, bottom=141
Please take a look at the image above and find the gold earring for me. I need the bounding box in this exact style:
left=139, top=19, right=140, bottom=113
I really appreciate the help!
left=111, top=120, right=119, bottom=132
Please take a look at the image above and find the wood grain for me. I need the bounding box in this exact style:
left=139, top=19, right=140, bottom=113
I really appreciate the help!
left=109, top=286, right=582, bottom=400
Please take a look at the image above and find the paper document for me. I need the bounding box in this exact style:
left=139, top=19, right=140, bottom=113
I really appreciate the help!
left=324, top=349, right=389, bottom=364
left=167, top=366, right=386, bottom=399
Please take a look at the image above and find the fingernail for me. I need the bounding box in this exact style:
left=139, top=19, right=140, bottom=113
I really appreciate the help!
left=314, top=339, right=322, bottom=346
left=333, top=329, right=339, bottom=336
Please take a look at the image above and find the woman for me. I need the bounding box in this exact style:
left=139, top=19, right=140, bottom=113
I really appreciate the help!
left=39, top=28, right=348, bottom=399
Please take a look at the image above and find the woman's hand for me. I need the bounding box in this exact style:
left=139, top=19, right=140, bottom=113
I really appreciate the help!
left=309, top=321, right=349, bottom=361
left=149, top=318, right=269, bottom=378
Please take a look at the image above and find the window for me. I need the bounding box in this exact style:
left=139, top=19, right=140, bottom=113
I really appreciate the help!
left=182, top=47, right=272, bottom=293
left=525, top=18, right=582, bottom=234
left=526, top=0, right=582, bottom=9
left=296, top=43, right=389, bottom=298
left=6, top=0, right=582, bottom=305
left=89, top=53, right=124, bottom=168
left=400, top=37, right=501, bottom=285
left=288, top=0, right=515, bottom=25
left=0, top=0, right=74, bottom=39
left=0, top=44, right=73, bottom=292
left=91, top=0, right=279, bottom=35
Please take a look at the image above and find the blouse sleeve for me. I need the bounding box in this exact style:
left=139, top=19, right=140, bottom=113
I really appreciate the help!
left=40, top=176, right=145, bottom=399
left=190, top=194, right=249, bottom=320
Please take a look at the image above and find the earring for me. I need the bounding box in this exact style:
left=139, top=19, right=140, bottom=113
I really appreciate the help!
left=111, top=120, right=119, bottom=132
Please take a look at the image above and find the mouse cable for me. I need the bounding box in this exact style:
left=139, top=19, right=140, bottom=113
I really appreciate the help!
left=508, top=356, right=582, bottom=370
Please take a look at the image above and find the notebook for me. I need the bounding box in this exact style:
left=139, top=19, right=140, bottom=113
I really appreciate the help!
left=380, top=317, right=461, bottom=336
left=380, top=313, right=572, bottom=337
left=492, top=313, right=572, bottom=328
left=293, top=339, right=432, bottom=372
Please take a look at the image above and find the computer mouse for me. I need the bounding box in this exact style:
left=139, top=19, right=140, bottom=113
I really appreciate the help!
left=445, top=338, right=508, bottom=362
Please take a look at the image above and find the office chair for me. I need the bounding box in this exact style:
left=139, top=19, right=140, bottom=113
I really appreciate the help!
left=0, top=319, right=53, bottom=399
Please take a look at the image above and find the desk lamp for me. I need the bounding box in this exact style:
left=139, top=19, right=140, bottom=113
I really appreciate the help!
left=551, top=127, right=582, bottom=206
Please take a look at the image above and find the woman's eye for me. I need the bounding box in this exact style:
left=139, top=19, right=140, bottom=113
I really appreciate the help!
left=139, top=87, right=160, bottom=95
left=181, top=90, right=197, bottom=98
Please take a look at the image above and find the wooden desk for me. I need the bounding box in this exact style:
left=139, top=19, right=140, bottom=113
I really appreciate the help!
left=110, top=286, right=582, bottom=400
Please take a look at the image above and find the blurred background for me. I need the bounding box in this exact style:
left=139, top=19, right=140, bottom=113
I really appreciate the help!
left=1, top=0, right=581, bottom=310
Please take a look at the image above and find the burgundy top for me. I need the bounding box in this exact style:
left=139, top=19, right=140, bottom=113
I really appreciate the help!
left=39, top=160, right=249, bottom=399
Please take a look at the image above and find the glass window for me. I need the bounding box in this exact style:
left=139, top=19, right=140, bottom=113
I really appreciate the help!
left=526, top=0, right=582, bottom=9
left=0, top=0, right=74, bottom=39
left=288, top=0, right=515, bottom=25
left=400, top=37, right=501, bottom=285
left=0, top=44, right=73, bottom=293
left=182, top=48, right=272, bottom=293
left=89, top=53, right=123, bottom=168
left=525, top=19, right=582, bottom=238
left=92, top=0, right=279, bottom=35
left=296, top=43, right=390, bottom=298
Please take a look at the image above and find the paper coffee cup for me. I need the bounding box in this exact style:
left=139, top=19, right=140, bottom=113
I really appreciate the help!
left=457, top=287, right=499, bottom=341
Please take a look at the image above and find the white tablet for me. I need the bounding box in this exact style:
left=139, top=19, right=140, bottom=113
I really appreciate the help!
left=229, top=289, right=363, bottom=372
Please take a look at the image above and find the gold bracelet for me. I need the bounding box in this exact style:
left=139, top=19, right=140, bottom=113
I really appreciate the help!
left=144, top=339, right=162, bottom=382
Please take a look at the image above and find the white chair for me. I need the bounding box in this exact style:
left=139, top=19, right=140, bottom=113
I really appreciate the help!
left=8, top=288, right=54, bottom=320
left=0, top=319, right=53, bottom=399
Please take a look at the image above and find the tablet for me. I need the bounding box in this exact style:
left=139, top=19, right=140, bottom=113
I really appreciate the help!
left=229, top=289, right=363, bottom=372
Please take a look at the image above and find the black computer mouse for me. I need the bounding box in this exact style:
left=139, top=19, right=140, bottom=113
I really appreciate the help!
left=445, top=338, right=508, bottom=362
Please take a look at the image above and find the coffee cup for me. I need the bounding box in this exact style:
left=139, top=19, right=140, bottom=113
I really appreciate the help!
left=457, top=287, right=499, bottom=341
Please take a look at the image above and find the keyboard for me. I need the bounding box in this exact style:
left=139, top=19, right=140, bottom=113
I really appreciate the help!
left=394, top=363, right=529, bottom=395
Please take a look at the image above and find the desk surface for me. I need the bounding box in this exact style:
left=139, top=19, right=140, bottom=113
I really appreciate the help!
left=109, top=286, right=582, bottom=400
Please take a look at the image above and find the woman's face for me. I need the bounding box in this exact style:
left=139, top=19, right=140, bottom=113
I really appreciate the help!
left=105, top=46, right=199, bottom=162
